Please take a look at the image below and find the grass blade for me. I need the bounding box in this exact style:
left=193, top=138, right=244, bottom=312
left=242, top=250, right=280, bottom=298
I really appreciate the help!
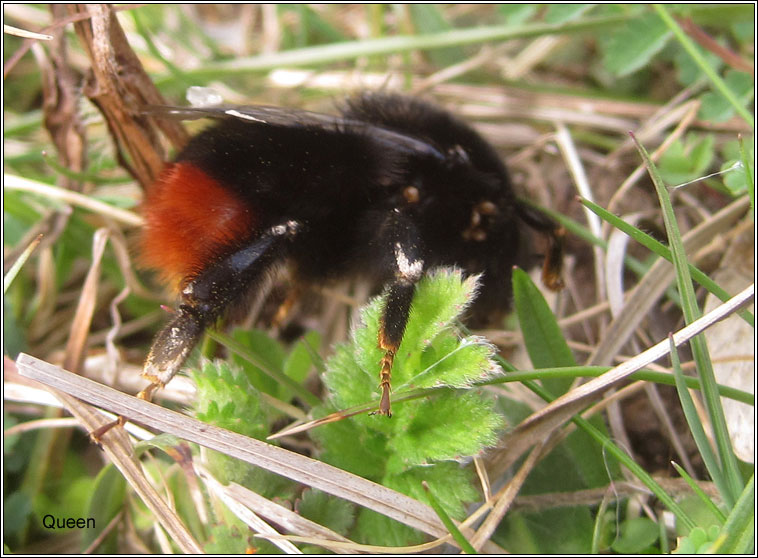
left=162, top=14, right=636, bottom=81
left=507, top=368, right=698, bottom=533
left=421, top=481, right=476, bottom=554
left=489, top=367, right=754, bottom=406
left=4, top=233, right=42, bottom=293
left=668, top=335, right=729, bottom=509
left=670, top=461, right=726, bottom=524
left=580, top=196, right=753, bottom=327
left=714, top=475, right=755, bottom=553
left=632, top=133, right=745, bottom=509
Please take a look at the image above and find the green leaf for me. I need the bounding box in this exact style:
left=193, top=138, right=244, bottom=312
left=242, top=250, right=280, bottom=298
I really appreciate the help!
left=310, top=407, right=388, bottom=481
left=192, top=361, right=292, bottom=497
left=611, top=517, right=660, bottom=553
left=679, top=495, right=725, bottom=535
left=338, top=269, right=487, bottom=407
left=602, top=12, right=672, bottom=76
left=204, top=523, right=253, bottom=554
left=674, top=525, right=721, bottom=554
left=698, top=70, right=755, bottom=123
left=3, top=491, right=32, bottom=538
left=512, top=267, right=614, bottom=489
left=399, top=270, right=479, bottom=362
left=281, top=330, right=320, bottom=402
left=674, top=41, right=722, bottom=87
left=354, top=508, right=424, bottom=547
left=671, top=462, right=726, bottom=524
left=83, top=465, right=126, bottom=553
left=192, top=361, right=268, bottom=439
left=403, top=336, right=496, bottom=390
left=388, top=462, right=478, bottom=521
left=297, top=489, right=355, bottom=536
left=386, top=391, right=502, bottom=470
left=3, top=297, right=26, bottom=359
left=211, top=328, right=320, bottom=406
left=277, top=5, right=347, bottom=49
left=134, top=433, right=185, bottom=457
left=658, top=133, right=715, bottom=186
left=655, top=4, right=754, bottom=126
left=512, top=267, right=575, bottom=377
left=731, top=19, right=754, bottom=42
left=166, top=470, right=205, bottom=544
left=495, top=507, right=594, bottom=553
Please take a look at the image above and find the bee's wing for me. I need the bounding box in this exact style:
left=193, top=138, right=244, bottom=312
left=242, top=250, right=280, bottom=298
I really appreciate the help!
left=145, top=104, right=444, bottom=161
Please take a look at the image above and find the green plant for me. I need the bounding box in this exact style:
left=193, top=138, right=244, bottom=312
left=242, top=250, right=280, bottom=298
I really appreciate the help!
left=313, top=269, right=504, bottom=545
left=192, top=361, right=291, bottom=497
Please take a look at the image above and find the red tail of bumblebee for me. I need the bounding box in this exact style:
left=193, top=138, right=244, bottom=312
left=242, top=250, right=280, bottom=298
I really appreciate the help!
left=140, top=162, right=256, bottom=288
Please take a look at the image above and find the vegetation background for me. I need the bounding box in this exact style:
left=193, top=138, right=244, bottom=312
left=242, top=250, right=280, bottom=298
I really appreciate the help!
left=4, top=3, right=754, bottom=554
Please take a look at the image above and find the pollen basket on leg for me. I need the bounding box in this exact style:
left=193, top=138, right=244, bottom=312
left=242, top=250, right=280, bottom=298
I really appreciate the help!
left=140, top=162, right=257, bottom=287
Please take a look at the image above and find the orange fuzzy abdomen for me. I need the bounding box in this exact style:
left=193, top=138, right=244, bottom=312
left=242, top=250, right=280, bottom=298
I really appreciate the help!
left=139, top=162, right=256, bottom=288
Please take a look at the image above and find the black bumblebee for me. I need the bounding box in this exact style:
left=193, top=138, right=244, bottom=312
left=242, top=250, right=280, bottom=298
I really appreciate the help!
left=139, top=92, right=564, bottom=416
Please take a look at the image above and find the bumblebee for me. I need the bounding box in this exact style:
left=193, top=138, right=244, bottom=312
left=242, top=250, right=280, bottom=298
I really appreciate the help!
left=140, top=93, right=564, bottom=416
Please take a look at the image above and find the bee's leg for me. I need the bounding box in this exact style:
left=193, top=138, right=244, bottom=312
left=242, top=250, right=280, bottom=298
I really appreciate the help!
left=374, top=211, right=425, bottom=417
left=270, top=284, right=302, bottom=329
left=515, top=202, right=565, bottom=291
left=142, top=220, right=301, bottom=395
left=92, top=221, right=300, bottom=441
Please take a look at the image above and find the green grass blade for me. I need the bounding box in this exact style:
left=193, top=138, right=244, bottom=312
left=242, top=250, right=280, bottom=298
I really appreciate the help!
left=670, top=461, right=727, bottom=524
left=487, top=367, right=753, bottom=406
left=507, top=365, right=698, bottom=533
left=160, top=14, right=635, bottom=82
left=653, top=4, right=754, bottom=127
left=713, top=475, right=755, bottom=553
left=421, top=481, right=477, bottom=554
left=632, top=133, right=744, bottom=508
left=669, top=335, right=730, bottom=512
left=4, top=234, right=41, bottom=293
left=517, top=198, right=683, bottom=304
left=580, top=196, right=753, bottom=327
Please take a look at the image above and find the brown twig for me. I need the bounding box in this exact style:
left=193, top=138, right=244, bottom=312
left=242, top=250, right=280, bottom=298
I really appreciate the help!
left=68, top=4, right=188, bottom=188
